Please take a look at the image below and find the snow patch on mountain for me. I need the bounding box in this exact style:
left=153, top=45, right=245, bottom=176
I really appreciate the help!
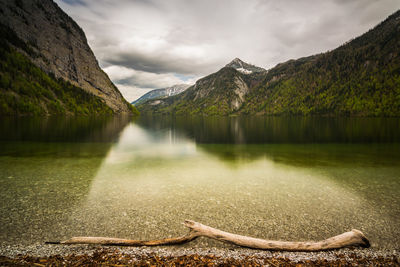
left=236, top=68, right=252, bottom=74
left=225, top=58, right=266, bottom=74
left=132, top=84, right=191, bottom=105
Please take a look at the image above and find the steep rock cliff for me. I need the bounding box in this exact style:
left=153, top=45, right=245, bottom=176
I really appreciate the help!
left=0, top=0, right=133, bottom=114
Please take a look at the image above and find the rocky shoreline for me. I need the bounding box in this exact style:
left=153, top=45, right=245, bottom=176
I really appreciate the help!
left=0, top=244, right=399, bottom=266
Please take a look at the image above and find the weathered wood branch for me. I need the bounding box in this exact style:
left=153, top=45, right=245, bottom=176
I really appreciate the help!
left=55, top=231, right=199, bottom=246
left=50, top=220, right=370, bottom=251
left=183, top=220, right=370, bottom=251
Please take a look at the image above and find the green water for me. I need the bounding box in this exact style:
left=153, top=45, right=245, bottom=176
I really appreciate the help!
left=0, top=116, right=399, bottom=249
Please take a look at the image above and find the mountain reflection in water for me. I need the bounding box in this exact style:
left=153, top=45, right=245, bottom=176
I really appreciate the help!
left=0, top=115, right=399, bottom=250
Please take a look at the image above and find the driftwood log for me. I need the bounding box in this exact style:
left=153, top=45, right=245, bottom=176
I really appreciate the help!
left=48, top=220, right=370, bottom=251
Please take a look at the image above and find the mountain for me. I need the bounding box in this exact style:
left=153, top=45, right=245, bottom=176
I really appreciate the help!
left=241, top=11, right=400, bottom=116
left=132, top=84, right=191, bottom=105
left=0, top=0, right=137, bottom=115
left=225, top=58, right=266, bottom=74
left=139, top=10, right=400, bottom=116
left=137, top=58, right=266, bottom=115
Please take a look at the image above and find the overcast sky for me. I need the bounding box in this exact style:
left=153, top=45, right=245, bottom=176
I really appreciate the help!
left=55, top=0, right=400, bottom=102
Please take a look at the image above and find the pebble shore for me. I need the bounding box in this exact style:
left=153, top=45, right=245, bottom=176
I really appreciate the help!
left=0, top=243, right=399, bottom=266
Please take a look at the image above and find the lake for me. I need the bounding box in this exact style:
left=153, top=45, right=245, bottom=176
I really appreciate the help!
left=0, top=115, right=399, bottom=250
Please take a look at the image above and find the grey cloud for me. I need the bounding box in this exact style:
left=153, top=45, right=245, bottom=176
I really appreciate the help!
left=55, top=0, right=400, bottom=100
left=104, top=50, right=217, bottom=76
left=115, top=76, right=170, bottom=89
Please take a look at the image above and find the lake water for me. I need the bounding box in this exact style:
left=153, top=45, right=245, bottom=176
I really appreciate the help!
left=0, top=116, right=399, bottom=250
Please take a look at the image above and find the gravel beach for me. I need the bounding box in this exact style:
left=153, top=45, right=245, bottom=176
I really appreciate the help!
left=0, top=243, right=399, bottom=266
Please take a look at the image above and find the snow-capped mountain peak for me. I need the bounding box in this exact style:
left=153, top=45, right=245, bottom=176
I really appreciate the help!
left=225, top=58, right=266, bottom=74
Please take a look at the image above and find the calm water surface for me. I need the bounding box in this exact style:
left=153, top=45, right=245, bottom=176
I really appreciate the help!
left=0, top=116, right=399, bottom=249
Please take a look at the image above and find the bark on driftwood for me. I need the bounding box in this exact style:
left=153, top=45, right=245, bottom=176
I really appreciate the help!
left=49, top=220, right=370, bottom=251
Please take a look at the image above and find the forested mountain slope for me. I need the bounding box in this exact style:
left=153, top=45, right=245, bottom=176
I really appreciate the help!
left=241, top=10, right=400, bottom=116
left=138, top=59, right=266, bottom=115
left=0, top=0, right=137, bottom=115
left=139, top=10, right=400, bottom=116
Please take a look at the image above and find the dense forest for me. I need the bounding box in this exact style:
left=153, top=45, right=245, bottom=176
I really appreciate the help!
left=241, top=10, right=400, bottom=116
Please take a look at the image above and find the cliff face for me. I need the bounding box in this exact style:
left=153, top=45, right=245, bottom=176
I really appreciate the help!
left=0, top=0, right=132, bottom=113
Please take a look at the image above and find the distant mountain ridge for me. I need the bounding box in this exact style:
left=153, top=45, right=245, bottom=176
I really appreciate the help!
left=138, top=59, right=266, bottom=115
left=138, top=10, right=400, bottom=116
left=132, top=84, right=190, bottom=105
left=0, top=0, right=137, bottom=115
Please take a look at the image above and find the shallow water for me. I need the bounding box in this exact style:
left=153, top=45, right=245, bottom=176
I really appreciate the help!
left=0, top=116, right=399, bottom=249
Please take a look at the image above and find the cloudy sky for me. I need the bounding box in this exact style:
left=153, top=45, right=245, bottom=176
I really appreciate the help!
left=54, top=0, right=400, bottom=102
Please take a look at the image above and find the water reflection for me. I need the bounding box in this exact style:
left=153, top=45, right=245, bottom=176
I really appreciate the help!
left=0, top=116, right=132, bottom=143
left=0, top=116, right=131, bottom=244
left=0, top=115, right=399, bottom=250
left=138, top=115, right=400, bottom=144
left=137, top=115, right=400, bottom=167
left=62, top=124, right=352, bottom=242
left=63, top=118, right=400, bottom=249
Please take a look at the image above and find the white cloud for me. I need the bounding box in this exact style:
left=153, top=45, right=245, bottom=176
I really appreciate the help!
left=104, top=65, right=196, bottom=102
left=55, top=0, right=400, bottom=101
left=114, top=84, right=152, bottom=104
